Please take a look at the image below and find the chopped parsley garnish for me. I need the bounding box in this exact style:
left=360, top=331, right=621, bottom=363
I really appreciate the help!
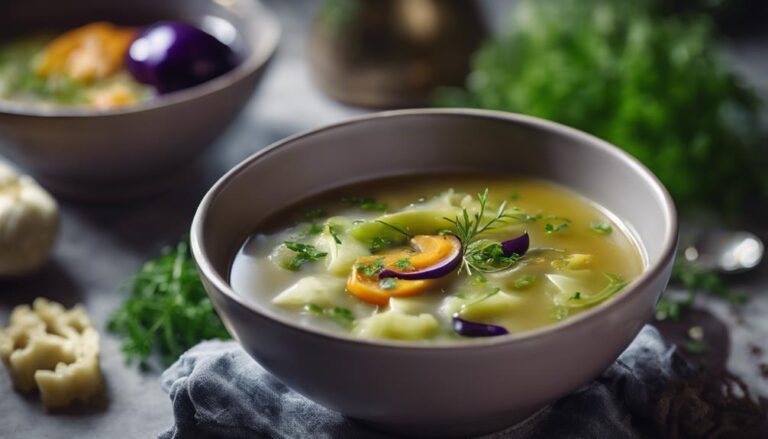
left=304, top=304, right=355, bottom=328
left=465, top=241, right=521, bottom=273
left=327, top=224, right=342, bottom=245
left=370, top=236, right=394, bottom=252
left=590, top=222, right=613, bottom=235
left=513, top=275, right=536, bottom=289
left=283, top=241, right=328, bottom=271
left=545, top=223, right=569, bottom=234
left=356, top=258, right=385, bottom=277
left=394, top=257, right=414, bottom=271
left=304, top=223, right=324, bottom=235
left=342, top=196, right=388, bottom=212
left=379, top=278, right=397, bottom=290
left=569, top=292, right=582, bottom=301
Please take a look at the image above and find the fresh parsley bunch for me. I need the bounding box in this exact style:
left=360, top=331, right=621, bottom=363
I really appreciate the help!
left=108, top=241, right=231, bottom=368
left=435, top=0, right=766, bottom=216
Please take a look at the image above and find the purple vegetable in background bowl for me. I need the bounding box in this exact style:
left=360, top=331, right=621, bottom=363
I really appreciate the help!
left=126, top=21, right=239, bottom=94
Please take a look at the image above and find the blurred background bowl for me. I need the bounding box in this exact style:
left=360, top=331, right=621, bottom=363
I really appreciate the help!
left=0, top=0, right=280, bottom=200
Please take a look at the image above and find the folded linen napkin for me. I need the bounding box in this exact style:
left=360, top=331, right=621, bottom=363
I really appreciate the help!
left=158, top=325, right=689, bottom=439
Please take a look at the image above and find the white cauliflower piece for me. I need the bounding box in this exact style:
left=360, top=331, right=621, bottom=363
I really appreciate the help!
left=0, top=298, right=103, bottom=409
left=0, top=161, right=59, bottom=276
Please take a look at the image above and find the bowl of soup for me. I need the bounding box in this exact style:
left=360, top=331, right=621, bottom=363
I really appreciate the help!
left=0, top=0, right=279, bottom=198
left=191, top=109, right=677, bottom=437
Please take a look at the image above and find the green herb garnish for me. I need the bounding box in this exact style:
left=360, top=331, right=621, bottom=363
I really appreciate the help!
left=343, top=196, right=388, bottom=212
left=304, top=223, right=324, bottom=236
left=356, top=258, right=385, bottom=277
left=513, top=275, right=536, bottom=289
left=434, top=0, right=767, bottom=215
left=444, top=189, right=516, bottom=274
left=655, top=257, right=746, bottom=321
left=107, top=241, right=231, bottom=368
left=304, top=304, right=355, bottom=328
left=394, top=257, right=414, bottom=270
left=464, top=241, right=521, bottom=273
left=283, top=241, right=328, bottom=271
left=375, top=220, right=412, bottom=239
left=569, top=292, right=582, bottom=301
left=545, top=223, right=569, bottom=234
left=590, top=222, right=613, bottom=235
left=370, top=236, right=394, bottom=252
left=564, top=273, right=628, bottom=308
left=327, top=224, right=342, bottom=245
left=379, top=278, right=397, bottom=290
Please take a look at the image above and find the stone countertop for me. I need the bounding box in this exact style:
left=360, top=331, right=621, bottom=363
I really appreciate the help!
left=0, top=1, right=766, bottom=438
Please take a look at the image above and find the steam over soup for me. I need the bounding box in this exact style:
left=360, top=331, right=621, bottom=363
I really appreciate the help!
left=230, top=176, right=645, bottom=342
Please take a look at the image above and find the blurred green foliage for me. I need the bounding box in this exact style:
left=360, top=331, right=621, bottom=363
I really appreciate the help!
left=435, top=0, right=766, bottom=217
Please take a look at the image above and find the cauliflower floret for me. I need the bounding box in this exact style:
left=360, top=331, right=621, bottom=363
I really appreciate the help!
left=0, top=161, right=59, bottom=276
left=0, top=298, right=103, bottom=410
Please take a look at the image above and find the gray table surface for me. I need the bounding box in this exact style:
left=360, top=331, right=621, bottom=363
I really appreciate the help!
left=1, top=1, right=766, bottom=438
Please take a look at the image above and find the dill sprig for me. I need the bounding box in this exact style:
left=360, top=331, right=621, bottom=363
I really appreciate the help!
left=443, top=189, right=516, bottom=274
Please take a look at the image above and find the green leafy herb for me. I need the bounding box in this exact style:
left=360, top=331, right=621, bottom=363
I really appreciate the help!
left=444, top=189, right=517, bottom=274
left=327, top=224, right=342, bottom=245
left=375, top=220, right=412, bottom=239
left=304, top=304, right=355, bottom=328
left=356, top=258, right=385, bottom=277
left=590, top=222, right=613, bottom=235
left=343, top=196, right=388, bottom=212
left=394, top=257, right=414, bottom=270
left=565, top=273, right=628, bottom=308
left=434, top=0, right=767, bottom=215
left=370, top=236, right=394, bottom=252
left=283, top=241, right=328, bottom=271
left=545, top=223, right=569, bottom=234
left=379, top=278, right=397, bottom=290
left=107, top=241, right=231, bottom=368
left=655, top=257, right=746, bottom=321
left=513, top=275, right=536, bottom=289
left=464, top=241, right=521, bottom=273
left=304, top=223, right=324, bottom=236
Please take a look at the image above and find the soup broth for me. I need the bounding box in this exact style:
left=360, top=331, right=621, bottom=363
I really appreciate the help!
left=230, top=175, right=645, bottom=342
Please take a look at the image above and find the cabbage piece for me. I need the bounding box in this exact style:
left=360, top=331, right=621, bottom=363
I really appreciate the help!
left=441, top=289, right=524, bottom=321
left=272, top=275, right=346, bottom=308
left=389, top=296, right=442, bottom=315
left=353, top=310, right=439, bottom=340
left=314, top=216, right=370, bottom=275
left=548, top=272, right=628, bottom=308
left=349, top=209, right=459, bottom=246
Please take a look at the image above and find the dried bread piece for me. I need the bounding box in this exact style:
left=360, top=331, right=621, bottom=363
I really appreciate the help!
left=0, top=298, right=103, bottom=409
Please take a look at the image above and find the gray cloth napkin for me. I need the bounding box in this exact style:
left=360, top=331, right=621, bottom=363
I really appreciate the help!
left=159, top=325, right=689, bottom=439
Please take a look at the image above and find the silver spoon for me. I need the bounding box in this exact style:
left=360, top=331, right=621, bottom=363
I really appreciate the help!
left=684, top=230, right=764, bottom=274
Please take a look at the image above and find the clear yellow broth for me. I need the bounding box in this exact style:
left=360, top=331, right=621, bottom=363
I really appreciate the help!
left=230, top=175, right=645, bottom=342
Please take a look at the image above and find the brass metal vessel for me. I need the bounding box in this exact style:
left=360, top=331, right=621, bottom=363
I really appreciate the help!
left=309, top=0, right=486, bottom=108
